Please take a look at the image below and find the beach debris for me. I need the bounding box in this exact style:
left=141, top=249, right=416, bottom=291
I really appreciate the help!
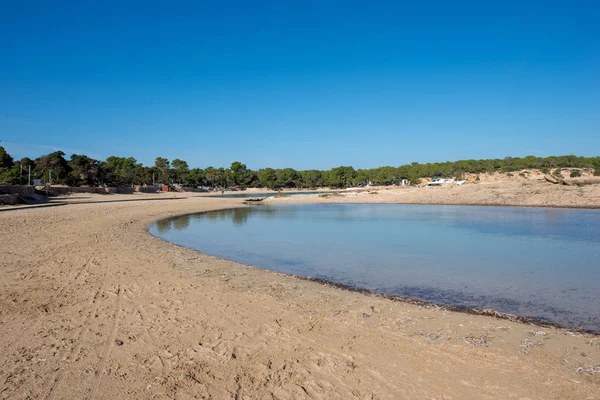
left=115, top=339, right=124, bottom=346
left=565, top=331, right=584, bottom=337
left=519, top=339, right=539, bottom=354
left=426, top=332, right=442, bottom=341
left=529, top=330, right=548, bottom=337
left=462, top=335, right=490, bottom=347
left=576, top=364, right=600, bottom=374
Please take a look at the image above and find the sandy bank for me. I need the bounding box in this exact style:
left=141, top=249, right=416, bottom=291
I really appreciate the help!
left=1, top=196, right=599, bottom=399
left=265, top=180, right=600, bottom=208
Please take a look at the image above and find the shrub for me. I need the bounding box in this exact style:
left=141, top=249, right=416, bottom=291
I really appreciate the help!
left=595, top=169, right=600, bottom=176
left=541, top=167, right=549, bottom=174
left=570, top=170, right=581, bottom=178
left=506, top=173, right=513, bottom=177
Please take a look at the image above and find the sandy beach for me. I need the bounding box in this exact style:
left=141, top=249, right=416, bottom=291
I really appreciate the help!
left=265, top=179, right=600, bottom=208
left=1, top=189, right=600, bottom=399
left=2, top=0, right=598, bottom=397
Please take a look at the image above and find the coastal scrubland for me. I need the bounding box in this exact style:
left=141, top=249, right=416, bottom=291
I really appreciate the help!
left=1, top=145, right=598, bottom=189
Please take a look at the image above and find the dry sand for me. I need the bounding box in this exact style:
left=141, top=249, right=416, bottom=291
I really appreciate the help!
left=266, top=180, right=600, bottom=208
left=1, top=189, right=600, bottom=399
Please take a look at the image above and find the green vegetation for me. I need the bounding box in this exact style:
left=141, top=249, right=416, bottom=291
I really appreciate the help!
left=0, top=146, right=598, bottom=189
left=570, top=170, right=582, bottom=178
left=318, top=192, right=342, bottom=198
left=0, top=146, right=13, bottom=169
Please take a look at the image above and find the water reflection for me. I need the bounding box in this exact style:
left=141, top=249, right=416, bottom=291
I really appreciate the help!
left=159, top=205, right=600, bottom=241
left=155, top=218, right=172, bottom=233
left=172, top=215, right=190, bottom=230
left=200, top=208, right=253, bottom=226
left=163, top=207, right=268, bottom=230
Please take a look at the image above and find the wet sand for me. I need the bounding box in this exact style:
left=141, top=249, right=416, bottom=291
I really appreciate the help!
left=1, top=192, right=599, bottom=399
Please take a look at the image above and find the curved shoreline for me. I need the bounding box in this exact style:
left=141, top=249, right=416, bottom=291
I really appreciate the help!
left=149, top=207, right=599, bottom=336
left=291, top=276, right=597, bottom=334
left=1, top=196, right=599, bottom=398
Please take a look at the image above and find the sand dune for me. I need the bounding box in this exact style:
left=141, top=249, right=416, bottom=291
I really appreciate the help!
left=265, top=180, right=600, bottom=208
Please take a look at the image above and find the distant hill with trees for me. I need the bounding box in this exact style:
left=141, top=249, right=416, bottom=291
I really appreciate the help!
left=0, top=145, right=598, bottom=189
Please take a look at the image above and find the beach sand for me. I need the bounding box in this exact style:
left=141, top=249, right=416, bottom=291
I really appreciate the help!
left=265, top=179, right=600, bottom=208
left=1, top=191, right=599, bottom=399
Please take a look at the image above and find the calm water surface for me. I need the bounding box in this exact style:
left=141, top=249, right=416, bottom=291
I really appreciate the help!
left=150, top=204, right=600, bottom=331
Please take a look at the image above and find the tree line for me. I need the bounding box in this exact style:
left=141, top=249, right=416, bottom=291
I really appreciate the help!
left=0, top=146, right=598, bottom=189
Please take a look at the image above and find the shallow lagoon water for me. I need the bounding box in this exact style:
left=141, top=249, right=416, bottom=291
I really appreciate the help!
left=150, top=204, right=600, bottom=331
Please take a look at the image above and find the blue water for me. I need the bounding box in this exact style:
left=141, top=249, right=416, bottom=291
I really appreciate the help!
left=203, top=191, right=333, bottom=198
left=150, top=204, right=600, bottom=331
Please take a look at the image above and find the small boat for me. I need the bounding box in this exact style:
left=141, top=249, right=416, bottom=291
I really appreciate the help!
left=243, top=197, right=265, bottom=203
left=424, top=178, right=454, bottom=187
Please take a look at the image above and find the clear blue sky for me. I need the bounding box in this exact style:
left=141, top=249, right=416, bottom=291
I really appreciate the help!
left=1, top=1, right=598, bottom=170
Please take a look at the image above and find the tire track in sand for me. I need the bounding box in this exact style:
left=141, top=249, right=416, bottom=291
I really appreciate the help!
left=107, top=230, right=171, bottom=377
left=0, top=253, right=95, bottom=374
left=41, top=276, right=107, bottom=400
left=43, top=230, right=117, bottom=399
left=88, top=263, right=124, bottom=400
